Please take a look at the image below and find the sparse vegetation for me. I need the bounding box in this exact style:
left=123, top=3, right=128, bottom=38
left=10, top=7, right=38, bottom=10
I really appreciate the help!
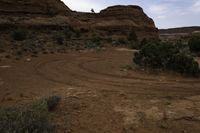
left=53, top=32, right=65, bottom=45
left=75, top=29, right=81, bottom=38
left=169, top=53, right=200, bottom=76
left=133, top=41, right=200, bottom=76
left=46, top=95, right=61, bottom=111
left=85, top=34, right=102, bottom=49
left=188, top=36, right=200, bottom=53
left=12, top=29, right=28, bottom=41
left=0, top=96, right=61, bottom=133
left=64, top=26, right=74, bottom=39
left=118, top=38, right=127, bottom=45
left=128, top=41, right=140, bottom=49
left=128, top=30, right=138, bottom=42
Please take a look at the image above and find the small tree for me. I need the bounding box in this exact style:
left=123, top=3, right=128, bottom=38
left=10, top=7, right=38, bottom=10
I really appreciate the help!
left=188, top=36, right=200, bottom=53
left=91, top=8, right=95, bottom=13
left=133, top=41, right=200, bottom=77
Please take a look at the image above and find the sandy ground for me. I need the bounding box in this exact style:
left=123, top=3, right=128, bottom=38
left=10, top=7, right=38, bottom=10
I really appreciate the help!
left=1, top=48, right=200, bottom=133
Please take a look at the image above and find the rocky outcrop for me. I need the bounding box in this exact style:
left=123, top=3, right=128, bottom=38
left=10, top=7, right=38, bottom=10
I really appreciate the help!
left=0, top=0, right=158, bottom=40
left=0, top=0, right=70, bottom=15
left=0, top=0, right=75, bottom=30
left=95, top=5, right=158, bottom=39
left=73, top=5, right=158, bottom=40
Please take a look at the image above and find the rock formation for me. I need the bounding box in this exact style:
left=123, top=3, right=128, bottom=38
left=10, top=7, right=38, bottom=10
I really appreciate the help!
left=0, top=0, right=70, bottom=15
left=96, top=5, right=158, bottom=39
left=0, top=0, right=158, bottom=40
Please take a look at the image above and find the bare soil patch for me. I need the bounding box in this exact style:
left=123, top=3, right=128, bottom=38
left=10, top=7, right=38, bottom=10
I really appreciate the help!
left=0, top=48, right=200, bottom=133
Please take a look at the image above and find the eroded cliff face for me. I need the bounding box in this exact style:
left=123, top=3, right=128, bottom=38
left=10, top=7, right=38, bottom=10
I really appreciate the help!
left=0, top=0, right=70, bottom=15
left=95, top=5, right=158, bottom=39
left=0, top=0, right=158, bottom=40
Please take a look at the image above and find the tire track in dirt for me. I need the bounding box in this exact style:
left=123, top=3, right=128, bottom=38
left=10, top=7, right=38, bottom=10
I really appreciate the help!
left=34, top=51, right=200, bottom=96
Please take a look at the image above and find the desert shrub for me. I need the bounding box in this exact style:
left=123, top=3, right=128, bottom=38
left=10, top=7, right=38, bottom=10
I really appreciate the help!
left=46, top=96, right=61, bottom=111
left=106, top=37, right=112, bottom=43
left=12, top=29, right=28, bottom=41
left=128, top=41, right=140, bottom=49
left=75, top=29, right=81, bottom=38
left=65, top=31, right=72, bottom=39
left=0, top=100, right=54, bottom=133
left=16, top=50, right=23, bottom=56
left=54, top=32, right=64, bottom=45
left=128, top=30, right=138, bottom=41
left=86, top=41, right=101, bottom=49
left=5, top=55, right=11, bottom=59
left=0, top=96, right=61, bottom=133
left=134, top=42, right=178, bottom=68
left=0, top=49, right=5, bottom=53
left=86, top=34, right=102, bottom=49
left=21, top=41, right=37, bottom=53
left=118, top=38, right=127, bottom=45
left=0, top=41, right=5, bottom=53
left=133, top=41, right=200, bottom=76
left=188, top=36, right=200, bottom=53
left=0, top=41, right=3, bottom=48
left=112, top=40, right=120, bottom=46
left=64, top=26, right=74, bottom=39
left=169, top=53, right=200, bottom=76
left=80, top=28, right=89, bottom=33
left=128, top=38, right=148, bottom=50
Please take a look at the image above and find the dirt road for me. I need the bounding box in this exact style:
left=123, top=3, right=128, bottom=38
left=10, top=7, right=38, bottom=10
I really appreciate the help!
left=0, top=48, right=200, bottom=133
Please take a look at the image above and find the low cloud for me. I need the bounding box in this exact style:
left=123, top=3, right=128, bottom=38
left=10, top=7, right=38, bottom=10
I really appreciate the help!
left=148, top=4, right=168, bottom=15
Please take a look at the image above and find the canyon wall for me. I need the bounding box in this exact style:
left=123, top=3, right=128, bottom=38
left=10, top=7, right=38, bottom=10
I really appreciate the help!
left=0, top=0, right=158, bottom=40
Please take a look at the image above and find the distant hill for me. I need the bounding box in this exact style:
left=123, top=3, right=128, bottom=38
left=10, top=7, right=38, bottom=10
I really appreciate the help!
left=159, top=26, right=200, bottom=34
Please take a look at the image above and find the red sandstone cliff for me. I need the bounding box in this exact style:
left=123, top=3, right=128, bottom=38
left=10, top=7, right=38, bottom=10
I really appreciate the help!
left=0, top=0, right=158, bottom=40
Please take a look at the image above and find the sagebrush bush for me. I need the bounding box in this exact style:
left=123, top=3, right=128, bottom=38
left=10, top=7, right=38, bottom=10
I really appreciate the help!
left=188, top=36, right=200, bottom=53
left=46, top=95, right=61, bottom=111
left=0, top=100, right=54, bottom=133
left=169, top=53, right=200, bottom=76
left=12, top=29, right=28, bottom=41
left=133, top=41, right=200, bottom=76
left=0, top=96, right=61, bottom=133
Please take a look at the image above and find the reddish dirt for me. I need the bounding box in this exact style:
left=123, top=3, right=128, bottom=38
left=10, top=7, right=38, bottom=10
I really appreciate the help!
left=1, top=48, right=200, bottom=133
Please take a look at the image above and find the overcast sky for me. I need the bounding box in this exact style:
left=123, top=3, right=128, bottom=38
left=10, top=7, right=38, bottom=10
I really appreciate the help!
left=62, top=0, right=200, bottom=29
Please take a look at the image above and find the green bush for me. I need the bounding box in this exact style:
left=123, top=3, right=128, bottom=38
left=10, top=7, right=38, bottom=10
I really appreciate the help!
left=169, top=53, right=200, bottom=76
left=128, top=41, right=140, bottom=49
left=86, top=34, right=102, bottom=49
left=46, top=96, right=61, bottom=111
left=134, top=42, right=178, bottom=68
left=0, top=100, right=54, bottom=133
left=12, top=29, right=28, bottom=41
left=0, top=96, right=61, bottom=133
left=133, top=41, right=200, bottom=76
left=188, top=36, right=200, bottom=53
